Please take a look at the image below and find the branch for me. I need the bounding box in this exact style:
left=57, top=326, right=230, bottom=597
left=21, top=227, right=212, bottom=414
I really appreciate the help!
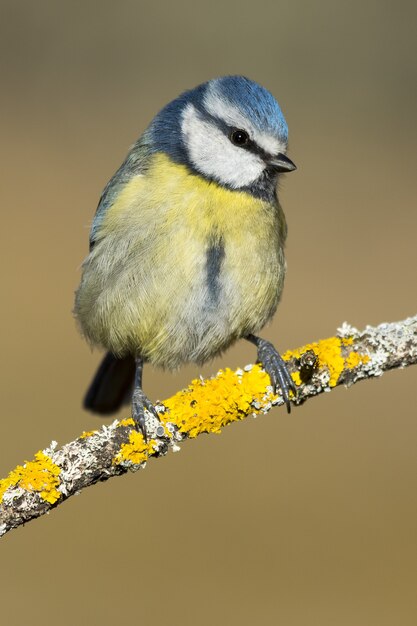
left=1, top=315, right=416, bottom=538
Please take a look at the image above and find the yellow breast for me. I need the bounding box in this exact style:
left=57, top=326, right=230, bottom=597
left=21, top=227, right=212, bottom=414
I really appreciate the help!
left=75, top=153, right=287, bottom=367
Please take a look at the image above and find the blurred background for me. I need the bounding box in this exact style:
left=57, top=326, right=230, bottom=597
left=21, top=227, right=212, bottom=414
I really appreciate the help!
left=0, top=1, right=416, bottom=624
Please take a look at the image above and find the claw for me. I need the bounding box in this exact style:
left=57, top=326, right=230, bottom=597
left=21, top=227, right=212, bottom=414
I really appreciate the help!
left=132, top=389, right=161, bottom=441
left=246, top=335, right=296, bottom=412
left=131, top=357, right=161, bottom=441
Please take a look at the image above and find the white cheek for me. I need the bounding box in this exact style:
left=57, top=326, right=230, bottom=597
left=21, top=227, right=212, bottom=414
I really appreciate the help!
left=181, top=103, right=264, bottom=188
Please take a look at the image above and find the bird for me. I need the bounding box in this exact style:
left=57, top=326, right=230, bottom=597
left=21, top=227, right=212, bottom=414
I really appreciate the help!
left=74, top=75, right=297, bottom=439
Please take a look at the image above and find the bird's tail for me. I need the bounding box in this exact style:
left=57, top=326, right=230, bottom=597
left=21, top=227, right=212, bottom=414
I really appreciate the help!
left=84, top=352, right=136, bottom=415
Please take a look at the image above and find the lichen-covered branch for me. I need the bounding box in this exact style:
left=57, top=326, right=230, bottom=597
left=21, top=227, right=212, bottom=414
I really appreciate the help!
left=1, top=315, right=416, bottom=538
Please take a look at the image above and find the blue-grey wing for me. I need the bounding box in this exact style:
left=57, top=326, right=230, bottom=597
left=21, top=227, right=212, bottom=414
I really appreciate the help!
left=89, top=134, right=152, bottom=251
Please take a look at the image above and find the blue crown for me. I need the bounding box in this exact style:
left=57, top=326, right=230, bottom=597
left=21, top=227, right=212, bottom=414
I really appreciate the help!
left=148, top=75, right=288, bottom=162
left=207, top=76, right=288, bottom=142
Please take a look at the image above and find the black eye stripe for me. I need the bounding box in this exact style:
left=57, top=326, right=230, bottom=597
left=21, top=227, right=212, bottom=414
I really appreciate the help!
left=228, top=127, right=272, bottom=161
left=230, top=130, right=272, bottom=161
left=197, top=106, right=274, bottom=160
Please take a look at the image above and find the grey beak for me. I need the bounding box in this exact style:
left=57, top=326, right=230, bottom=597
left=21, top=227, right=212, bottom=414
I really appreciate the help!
left=269, top=153, right=297, bottom=173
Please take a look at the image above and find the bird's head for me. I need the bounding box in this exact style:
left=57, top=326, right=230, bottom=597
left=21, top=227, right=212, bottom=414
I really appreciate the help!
left=148, top=75, right=296, bottom=197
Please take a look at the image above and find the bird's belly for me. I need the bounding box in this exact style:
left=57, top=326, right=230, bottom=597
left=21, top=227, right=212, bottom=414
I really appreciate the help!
left=75, top=159, right=286, bottom=368
left=76, top=233, right=283, bottom=369
left=167, top=235, right=284, bottom=366
left=121, top=232, right=283, bottom=367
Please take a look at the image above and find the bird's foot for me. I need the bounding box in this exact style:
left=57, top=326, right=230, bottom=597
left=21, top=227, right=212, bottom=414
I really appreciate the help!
left=255, top=338, right=297, bottom=412
left=132, top=388, right=160, bottom=442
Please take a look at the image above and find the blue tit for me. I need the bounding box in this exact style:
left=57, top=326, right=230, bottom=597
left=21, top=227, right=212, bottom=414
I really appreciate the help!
left=74, top=75, right=297, bottom=437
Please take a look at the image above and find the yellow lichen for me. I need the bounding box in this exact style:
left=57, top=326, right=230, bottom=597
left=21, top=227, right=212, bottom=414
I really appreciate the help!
left=164, top=365, right=271, bottom=438
left=0, top=451, right=61, bottom=505
left=291, top=371, right=302, bottom=387
left=283, top=337, right=344, bottom=386
left=346, top=351, right=369, bottom=369
left=118, top=417, right=135, bottom=428
left=283, top=336, right=369, bottom=387
left=79, top=430, right=98, bottom=439
left=113, top=430, right=157, bottom=466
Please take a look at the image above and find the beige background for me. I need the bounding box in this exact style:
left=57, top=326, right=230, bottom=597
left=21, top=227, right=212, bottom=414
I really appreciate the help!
left=1, top=1, right=416, bottom=624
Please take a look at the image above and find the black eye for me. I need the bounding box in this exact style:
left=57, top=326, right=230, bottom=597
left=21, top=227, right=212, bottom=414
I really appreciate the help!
left=230, top=129, right=249, bottom=146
